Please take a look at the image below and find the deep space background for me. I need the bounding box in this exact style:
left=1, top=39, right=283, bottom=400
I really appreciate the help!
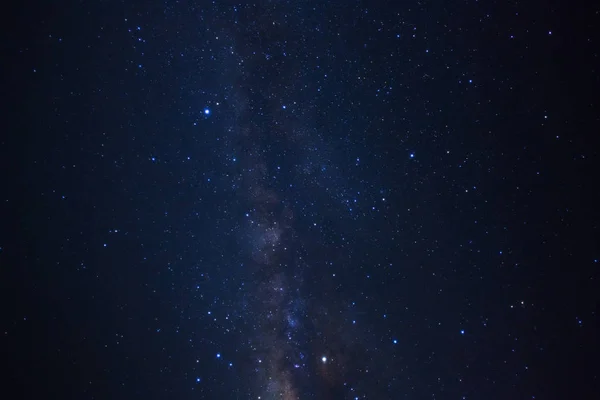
left=2, top=1, right=599, bottom=399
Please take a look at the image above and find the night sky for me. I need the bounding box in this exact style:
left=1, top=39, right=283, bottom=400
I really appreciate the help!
left=3, top=1, right=599, bottom=399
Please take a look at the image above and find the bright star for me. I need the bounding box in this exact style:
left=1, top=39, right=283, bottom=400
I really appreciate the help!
left=321, top=356, right=327, bottom=363
left=204, top=108, right=210, bottom=115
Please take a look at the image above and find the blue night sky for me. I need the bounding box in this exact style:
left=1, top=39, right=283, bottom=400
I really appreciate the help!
left=2, top=1, right=598, bottom=399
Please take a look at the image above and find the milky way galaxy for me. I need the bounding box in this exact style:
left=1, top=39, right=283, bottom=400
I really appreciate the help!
left=10, top=1, right=599, bottom=399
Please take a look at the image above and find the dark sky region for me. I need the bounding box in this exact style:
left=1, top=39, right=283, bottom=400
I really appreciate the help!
left=2, top=1, right=599, bottom=399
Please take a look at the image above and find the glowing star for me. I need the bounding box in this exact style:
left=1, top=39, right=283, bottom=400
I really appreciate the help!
left=204, top=108, right=210, bottom=115
left=321, top=356, right=327, bottom=363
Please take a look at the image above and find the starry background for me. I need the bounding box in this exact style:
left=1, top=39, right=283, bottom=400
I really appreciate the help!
left=2, top=0, right=599, bottom=399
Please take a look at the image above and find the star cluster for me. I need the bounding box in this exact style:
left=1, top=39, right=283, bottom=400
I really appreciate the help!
left=3, top=1, right=599, bottom=400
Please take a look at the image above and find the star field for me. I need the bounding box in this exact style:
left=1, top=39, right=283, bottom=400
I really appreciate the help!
left=2, top=1, right=599, bottom=399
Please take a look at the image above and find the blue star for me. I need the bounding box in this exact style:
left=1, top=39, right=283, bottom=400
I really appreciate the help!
left=204, top=108, right=211, bottom=115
